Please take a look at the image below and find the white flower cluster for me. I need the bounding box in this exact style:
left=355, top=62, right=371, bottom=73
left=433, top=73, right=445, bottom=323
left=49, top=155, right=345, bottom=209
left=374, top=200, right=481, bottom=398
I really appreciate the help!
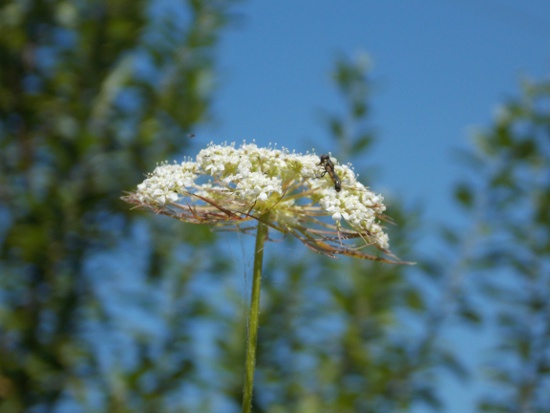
left=319, top=188, right=389, bottom=249
left=134, top=142, right=390, bottom=250
left=137, top=162, right=198, bottom=205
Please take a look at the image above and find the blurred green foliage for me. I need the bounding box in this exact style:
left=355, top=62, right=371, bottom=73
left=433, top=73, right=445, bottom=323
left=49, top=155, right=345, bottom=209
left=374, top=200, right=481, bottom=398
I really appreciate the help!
left=454, top=79, right=550, bottom=413
left=1, top=1, right=549, bottom=412
left=0, top=1, right=241, bottom=411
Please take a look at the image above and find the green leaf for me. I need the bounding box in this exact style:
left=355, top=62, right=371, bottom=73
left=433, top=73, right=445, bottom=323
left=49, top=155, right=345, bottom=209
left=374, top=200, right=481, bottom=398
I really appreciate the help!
left=454, top=183, right=474, bottom=209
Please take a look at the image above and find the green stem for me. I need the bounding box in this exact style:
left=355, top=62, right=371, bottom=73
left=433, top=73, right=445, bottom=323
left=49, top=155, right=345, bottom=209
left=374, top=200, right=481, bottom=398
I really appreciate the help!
left=242, top=214, right=269, bottom=413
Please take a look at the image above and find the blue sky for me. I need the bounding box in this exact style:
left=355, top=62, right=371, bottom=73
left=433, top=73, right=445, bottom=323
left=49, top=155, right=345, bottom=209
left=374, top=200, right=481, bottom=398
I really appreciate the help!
left=198, top=1, right=550, bottom=411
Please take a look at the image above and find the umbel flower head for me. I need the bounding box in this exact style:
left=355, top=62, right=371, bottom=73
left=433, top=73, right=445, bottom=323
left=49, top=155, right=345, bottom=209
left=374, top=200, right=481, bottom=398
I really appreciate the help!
left=122, top=142, right=412, bottom=265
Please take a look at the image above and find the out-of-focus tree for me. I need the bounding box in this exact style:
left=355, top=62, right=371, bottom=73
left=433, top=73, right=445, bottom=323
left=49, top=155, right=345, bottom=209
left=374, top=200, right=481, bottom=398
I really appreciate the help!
left=0, top=1, right=242, bottom=411
left=452, top=78, right=550, bottom=413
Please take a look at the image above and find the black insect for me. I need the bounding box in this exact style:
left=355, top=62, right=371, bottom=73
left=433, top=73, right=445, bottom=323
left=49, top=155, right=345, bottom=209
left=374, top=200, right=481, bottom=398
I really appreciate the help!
left=318, top=154, right=341, bottom=192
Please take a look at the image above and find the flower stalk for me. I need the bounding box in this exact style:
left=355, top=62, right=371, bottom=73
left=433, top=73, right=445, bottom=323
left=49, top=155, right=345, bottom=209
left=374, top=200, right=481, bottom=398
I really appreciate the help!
left=242, top=212, right=270, bottom=413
